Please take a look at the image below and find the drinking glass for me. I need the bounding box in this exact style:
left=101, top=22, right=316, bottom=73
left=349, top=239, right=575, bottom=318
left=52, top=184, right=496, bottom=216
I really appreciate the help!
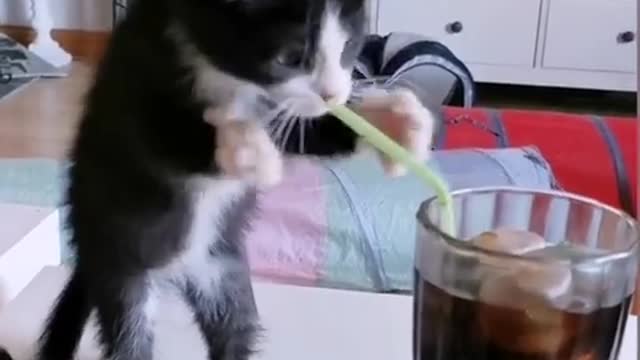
left=414, top=187, right=639, bottom=360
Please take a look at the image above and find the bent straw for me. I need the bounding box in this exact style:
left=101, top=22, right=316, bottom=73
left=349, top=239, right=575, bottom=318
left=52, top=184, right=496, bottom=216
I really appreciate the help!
left=329, top=105, right=456, bottom=236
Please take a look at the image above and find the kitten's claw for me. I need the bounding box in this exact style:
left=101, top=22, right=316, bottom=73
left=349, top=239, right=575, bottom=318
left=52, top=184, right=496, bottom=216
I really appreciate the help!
left=215, top=121, right=283, bottom=189
left=355, top=88, right=435, bottom=177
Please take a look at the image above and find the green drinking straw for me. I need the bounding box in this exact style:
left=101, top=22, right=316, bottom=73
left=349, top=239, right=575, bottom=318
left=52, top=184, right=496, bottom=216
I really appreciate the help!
left=329, top=104, right=456, bottom=236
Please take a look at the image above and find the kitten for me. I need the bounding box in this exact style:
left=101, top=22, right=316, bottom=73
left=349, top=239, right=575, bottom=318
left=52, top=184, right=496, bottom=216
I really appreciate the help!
left=7, top=0, right=435, bottom=360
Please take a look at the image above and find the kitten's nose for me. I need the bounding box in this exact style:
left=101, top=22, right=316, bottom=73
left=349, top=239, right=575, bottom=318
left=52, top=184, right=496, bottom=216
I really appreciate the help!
left=320, top=90, right=339, bottom=105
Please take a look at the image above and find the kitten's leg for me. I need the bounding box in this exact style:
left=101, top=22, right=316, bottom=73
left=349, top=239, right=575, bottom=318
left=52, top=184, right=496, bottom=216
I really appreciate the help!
left=351, top=88, right=435, bottom=176
left=37, top=269, right=92, bottom=360
left=214, top=120, right=283, bottom=189
left=93, top=275, right=155, bottom=360
left=182, top=273, right=260, bottom=360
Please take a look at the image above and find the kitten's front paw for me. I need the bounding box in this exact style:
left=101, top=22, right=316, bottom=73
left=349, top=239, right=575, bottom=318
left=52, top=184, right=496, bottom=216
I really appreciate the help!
left=355, top=88, right=435, bottom=177
left=215, top=121, right=283, bottom=189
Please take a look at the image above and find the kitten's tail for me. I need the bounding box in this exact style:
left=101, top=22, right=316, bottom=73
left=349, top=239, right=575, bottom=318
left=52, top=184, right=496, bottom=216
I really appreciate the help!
left=36, top=269, right=92, bottom=360
left=0, top=347, right=13, bottom=360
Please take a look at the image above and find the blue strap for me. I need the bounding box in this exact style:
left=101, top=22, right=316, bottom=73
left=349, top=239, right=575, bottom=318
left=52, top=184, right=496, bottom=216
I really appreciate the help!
left=433, top=108, right=447, bottom=150
left=322, top=163, right=391, bottom=291
left=590, top=116, right=635, bottom=217
left=488, top=109, right=510, bottom=148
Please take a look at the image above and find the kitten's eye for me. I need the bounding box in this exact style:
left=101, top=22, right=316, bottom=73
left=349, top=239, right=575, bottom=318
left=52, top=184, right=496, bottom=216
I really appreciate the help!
left=276, top=47, right=305, bottom=68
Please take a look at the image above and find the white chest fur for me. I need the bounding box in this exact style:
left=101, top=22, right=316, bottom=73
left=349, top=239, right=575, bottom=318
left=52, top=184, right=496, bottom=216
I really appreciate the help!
left=156, top=177, right=248, bottom=291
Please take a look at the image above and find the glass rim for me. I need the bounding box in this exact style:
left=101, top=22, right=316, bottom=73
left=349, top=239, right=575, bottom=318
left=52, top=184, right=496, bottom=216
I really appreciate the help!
left=417, top=186, right=640, bottom=266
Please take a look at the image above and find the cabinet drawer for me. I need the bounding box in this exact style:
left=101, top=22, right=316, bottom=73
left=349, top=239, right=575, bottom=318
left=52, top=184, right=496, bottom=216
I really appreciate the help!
left=543, top=0, right=637, bottom=73
left=378, top=0, right=541, bottom=66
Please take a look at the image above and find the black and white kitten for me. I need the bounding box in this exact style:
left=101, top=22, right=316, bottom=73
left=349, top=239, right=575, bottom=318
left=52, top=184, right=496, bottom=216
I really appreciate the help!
left=10, top=0, right=435, bottom=360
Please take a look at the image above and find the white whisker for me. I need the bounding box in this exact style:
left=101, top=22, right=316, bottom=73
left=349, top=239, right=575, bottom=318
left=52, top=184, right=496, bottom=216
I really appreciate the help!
left=276, top=116, right=291, bottom=150
left=298, top=118, right=306, bottom=154
left=267, top=101, right=293, bottom=144
left=281, top=116, right=298, bottom=151
left=273, top=116, right=289, bottom=147
left=272, top=111, right=292, bottom=149
left=266, top=101, right=290, bottom=125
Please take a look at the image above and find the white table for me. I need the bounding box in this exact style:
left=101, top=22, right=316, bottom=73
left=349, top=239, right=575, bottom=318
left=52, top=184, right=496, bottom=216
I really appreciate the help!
left=0, top=204, right=60, bottom=311
left=0, top=266, right=412, bottom=360
left=0, top=266, right=636, bottom=360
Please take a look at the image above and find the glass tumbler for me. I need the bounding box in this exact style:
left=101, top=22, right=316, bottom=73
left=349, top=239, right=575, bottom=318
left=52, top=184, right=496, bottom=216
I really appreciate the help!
left=414, top=187, right=639, bottom=360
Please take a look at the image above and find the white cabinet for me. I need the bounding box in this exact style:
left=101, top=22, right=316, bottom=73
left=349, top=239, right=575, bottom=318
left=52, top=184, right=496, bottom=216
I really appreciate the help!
left=377, top=0, right=444, bottom=41
left=379, top=0, right=541, bottom=67
left=373, top=0, right=638, bottom=91
left=543, top=0, right=637, bottom=73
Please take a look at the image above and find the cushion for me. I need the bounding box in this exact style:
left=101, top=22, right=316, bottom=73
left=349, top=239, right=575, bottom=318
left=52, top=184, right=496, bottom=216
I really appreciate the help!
left=437, top=107, right=638, bottom=218
left=0, top=146, right=560, bottom=293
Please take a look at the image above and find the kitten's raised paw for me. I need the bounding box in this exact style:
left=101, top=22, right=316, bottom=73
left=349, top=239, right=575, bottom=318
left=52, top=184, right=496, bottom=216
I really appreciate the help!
left=215, top=121, right=283, bottom=188
left=355, top=88, right=435, bottom=177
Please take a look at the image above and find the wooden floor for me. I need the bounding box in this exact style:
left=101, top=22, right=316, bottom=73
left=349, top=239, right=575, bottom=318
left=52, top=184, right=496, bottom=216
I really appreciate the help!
left=0, top=63, right=93, bottom=159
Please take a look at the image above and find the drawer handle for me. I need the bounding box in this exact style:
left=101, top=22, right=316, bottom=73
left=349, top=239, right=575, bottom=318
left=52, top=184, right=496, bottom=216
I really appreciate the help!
left=617, top=31, right=635, bottom=44
left=446, top=21, right=464, bottom=34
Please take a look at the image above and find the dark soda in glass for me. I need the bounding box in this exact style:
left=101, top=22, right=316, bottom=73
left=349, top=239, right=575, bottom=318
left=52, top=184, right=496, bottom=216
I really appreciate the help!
left=413, top=269, right=632, bottom=360
left=416, top=189, right=639, bottom=360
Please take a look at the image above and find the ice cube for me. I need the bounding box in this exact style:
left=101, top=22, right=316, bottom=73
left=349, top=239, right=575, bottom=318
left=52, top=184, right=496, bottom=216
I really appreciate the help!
left=471, top=229, right=572, bottom=299
left=473, top=228, right=576, bottom=354
left=514, top=264, right=572, bottom=301
left=525, top=243, right=613, bottom=261
left=478, top=274, right=569, bottom=355
left=470, top=228, right=546, bottom=255
left=479, top=274, right=524, bottom=307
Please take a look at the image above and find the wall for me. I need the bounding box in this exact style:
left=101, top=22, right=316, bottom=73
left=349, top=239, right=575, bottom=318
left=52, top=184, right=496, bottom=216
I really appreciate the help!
left=0, top=0, right=112, bottom=31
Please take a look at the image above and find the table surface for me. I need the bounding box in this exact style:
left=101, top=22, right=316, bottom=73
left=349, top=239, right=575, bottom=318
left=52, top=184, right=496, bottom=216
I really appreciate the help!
left=0, top=204, right=55, bottom=256
left=0, top=203, right=60, bottom=312
left=0, top=266, right=413, bottom=360
left=0, top=266, right=637, bottom=360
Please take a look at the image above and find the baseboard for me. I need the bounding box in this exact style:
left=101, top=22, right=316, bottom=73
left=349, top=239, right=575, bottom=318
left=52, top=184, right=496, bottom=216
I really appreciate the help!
left=0, top=26, right=110, bottom=65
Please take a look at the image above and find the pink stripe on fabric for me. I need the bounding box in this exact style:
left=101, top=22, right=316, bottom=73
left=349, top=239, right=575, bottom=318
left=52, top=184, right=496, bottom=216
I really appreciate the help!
left=246, top=158, right=327, bottom=285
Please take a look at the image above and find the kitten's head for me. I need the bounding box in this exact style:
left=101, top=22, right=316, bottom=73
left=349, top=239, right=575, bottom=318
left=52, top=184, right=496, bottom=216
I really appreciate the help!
left=175, top=0, right=366, bottom=118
